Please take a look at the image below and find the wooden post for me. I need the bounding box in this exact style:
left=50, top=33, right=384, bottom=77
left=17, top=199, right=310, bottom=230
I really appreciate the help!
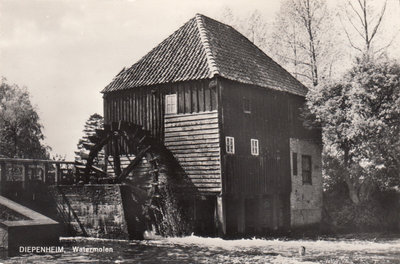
left=55, top=163, right=60, bottom=185
left=0, top=162, right=5, bottom=195
left=216, top=195, right=226, bottom=236
left=23, top=164, right=28, bottom=190
left=43, top=163, right=48, bottom=184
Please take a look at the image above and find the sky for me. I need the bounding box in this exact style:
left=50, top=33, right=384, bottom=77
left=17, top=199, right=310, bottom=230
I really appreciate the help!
left=0, top=0, right=399, bottom=160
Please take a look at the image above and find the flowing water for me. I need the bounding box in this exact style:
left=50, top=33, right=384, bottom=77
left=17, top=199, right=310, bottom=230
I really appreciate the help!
left=1, top=235, right=400, bottom=263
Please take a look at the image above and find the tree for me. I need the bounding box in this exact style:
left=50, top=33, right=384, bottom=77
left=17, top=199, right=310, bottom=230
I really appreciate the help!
left=306, top=58, right=400, bottom=204
left=269, top=0, right=341, bottom=87
left=219, top=8, right=270, bottom=52
left=0, top=78, right=49, bottom=159
left=341, top=0, right=391, bottom=55
left=75, top=113, right=104, bottom=164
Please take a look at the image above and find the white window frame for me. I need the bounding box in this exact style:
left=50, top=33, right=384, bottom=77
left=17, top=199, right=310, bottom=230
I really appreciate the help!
left=226, top=136, right=235, bottom=154
left=251, top=139, right=259, bottom=156
left=165, top=94, right=177, bottom=114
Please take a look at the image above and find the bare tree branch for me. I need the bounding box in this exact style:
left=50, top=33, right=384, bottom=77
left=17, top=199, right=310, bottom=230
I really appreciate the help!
left=369, top=0, right=387, bottom=43
left=373, top=28, right=400, bottom=54
left=277, top=54, right=313, bottom=66
left=344, top=25, right=363, bottom=52
left=348, top=0, right=365, bottom=27
left=346, top=9, right=367, bottom=40
left=342, top=0, right=390, bottom=54
left=292, top=71, right=313, bottom=80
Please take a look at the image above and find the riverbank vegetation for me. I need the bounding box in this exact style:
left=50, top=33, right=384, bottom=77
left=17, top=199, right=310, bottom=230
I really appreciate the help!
left=0, top=78, right=50, bottom=159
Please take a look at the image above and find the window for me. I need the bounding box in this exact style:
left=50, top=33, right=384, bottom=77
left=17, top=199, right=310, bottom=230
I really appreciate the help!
left=250, top=139, right=259, bottom=156
left=165, top=94, right=177, bottom=114
left=226, top=137, right=235, bottom=154
left=302, top=155, right=312, bottom=184
left=243, top=97, right=251, bottom=113
left=292, top=152, right=298, bottom=176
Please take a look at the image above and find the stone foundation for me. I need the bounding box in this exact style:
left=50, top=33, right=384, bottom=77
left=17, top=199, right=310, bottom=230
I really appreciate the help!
left=51, top=185, right=129, bottom=239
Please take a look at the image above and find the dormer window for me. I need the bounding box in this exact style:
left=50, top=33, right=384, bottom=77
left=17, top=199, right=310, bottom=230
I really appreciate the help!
left=165, top=94, right=177, bottom=114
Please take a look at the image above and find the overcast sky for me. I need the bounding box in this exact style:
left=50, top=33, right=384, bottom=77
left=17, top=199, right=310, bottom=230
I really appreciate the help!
left=0, top=0, right=399, bottom=160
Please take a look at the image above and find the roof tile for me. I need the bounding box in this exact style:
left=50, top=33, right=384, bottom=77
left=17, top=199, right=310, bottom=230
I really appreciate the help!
left=102, top=14, right=307, bottom=96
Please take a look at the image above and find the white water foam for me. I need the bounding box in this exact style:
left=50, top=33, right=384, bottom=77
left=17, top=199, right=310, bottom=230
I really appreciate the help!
left=165, top=234, right=400, bottom=253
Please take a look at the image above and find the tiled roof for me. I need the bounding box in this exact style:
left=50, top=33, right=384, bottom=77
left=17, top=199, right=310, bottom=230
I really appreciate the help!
left=102, top=14, right=308, bottom=96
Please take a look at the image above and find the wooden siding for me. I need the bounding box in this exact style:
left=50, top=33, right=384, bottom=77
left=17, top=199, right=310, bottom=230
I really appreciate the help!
left=219, top=78, right=292, bottom=196
left=103, top=79, right=217, bottom=142
left=164, top=111, right=221, bottom=193
left=218, top=77, right=320, bottom=232
left=224, top=155, right=283, bottom=194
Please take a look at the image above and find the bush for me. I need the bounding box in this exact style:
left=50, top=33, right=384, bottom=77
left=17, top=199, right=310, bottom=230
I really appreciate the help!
left=323, top=184, right=399, bottom=233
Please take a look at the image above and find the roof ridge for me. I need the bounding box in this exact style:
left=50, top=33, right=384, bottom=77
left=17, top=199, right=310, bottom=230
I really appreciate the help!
left=195, top=14, right=219, bottom=77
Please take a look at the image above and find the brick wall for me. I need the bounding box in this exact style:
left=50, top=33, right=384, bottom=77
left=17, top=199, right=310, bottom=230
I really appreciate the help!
left=51, top=185, right=129, bottom=239
left=289, top=138, right=323, bottom=227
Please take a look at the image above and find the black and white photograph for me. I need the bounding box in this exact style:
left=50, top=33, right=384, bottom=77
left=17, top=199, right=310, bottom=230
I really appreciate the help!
left=0, top=0, right=399, bottom=263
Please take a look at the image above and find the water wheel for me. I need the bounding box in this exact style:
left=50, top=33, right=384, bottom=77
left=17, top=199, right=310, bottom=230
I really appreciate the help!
left=75, top=121, right=189, bottom=237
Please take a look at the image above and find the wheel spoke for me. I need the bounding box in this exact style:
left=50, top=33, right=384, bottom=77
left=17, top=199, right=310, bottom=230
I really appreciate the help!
left=113, top=134, right=122, bottom=177
left=116, top=145, right=151, bottom=183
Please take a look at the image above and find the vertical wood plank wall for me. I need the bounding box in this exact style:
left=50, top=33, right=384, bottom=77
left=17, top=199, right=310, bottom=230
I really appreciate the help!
left=219, top=78, right=321, bottom=232
left=220, top=78, right=291, bottom=196
left=219, top=78, right=320, bottom=196
left=103, top=79, right=217, bottom=141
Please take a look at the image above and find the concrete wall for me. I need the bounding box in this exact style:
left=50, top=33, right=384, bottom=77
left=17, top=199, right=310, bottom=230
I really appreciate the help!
left=0, top=224, right=61, bottom=256
left=0, top=195, right=61, bottom=256
left=7, top=224, right=61, bottom=256
left=289, top=138, right=323, bottom=227
left=51, top=185, right=129, bottom=239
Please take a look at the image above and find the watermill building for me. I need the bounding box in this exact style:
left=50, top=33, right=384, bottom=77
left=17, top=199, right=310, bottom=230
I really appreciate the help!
left=102, top=14, right=323, bottom=236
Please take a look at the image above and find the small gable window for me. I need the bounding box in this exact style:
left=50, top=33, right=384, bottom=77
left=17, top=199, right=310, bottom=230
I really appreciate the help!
left=226, top=137, right=235, bottom=154
left=251, top=139, right=259, bottom=156
left=302, top=155, right=312, bottom=184
left=165, top=94, right=177, bottom=114
left=243, top=97, right=251, bottom=113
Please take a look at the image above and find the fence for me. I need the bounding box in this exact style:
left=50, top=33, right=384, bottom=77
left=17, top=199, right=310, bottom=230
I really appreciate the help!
left=0, top=158, right=75, bottom=197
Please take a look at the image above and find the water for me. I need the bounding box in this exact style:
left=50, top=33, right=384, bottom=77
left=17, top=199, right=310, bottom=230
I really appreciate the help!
left=2, top=235, right=400, bottom=263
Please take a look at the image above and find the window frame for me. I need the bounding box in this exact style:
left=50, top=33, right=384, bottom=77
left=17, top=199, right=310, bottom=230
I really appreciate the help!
left=165, top=94, right=177, bottom=114
left=292, top=152, right=298, bottom=176
left=243, top=97, right=251, bottom=114
left=250, top=139, right=259, bottom=156
left=301, top=155, right=312, bottom=185
left=225, top=136, right=235, bottom=154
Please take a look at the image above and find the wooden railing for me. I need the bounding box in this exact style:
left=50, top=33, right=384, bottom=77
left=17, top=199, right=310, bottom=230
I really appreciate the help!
left=0, top=158, right=75, bottom=196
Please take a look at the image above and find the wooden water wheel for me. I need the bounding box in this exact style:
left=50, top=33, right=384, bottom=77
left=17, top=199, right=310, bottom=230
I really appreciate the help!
left=75, top=121, right=162, bottom=207
left=75, top=121, right=190, bottom=237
